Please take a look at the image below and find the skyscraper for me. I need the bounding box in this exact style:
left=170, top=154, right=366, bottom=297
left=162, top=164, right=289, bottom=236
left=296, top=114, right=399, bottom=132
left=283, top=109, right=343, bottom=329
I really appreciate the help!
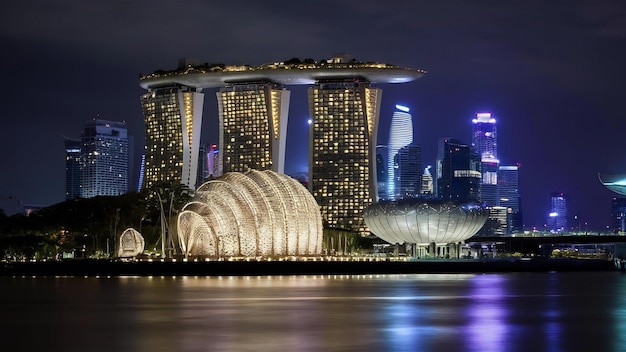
left=64, top=139, right=82, bottom=200
left=216, top=82, right=290, bottom=174
left=611, top=198, right=626, bottom=233
left=421, top=166, right=434, bottom=196
left=387, top=104, right=414, bottom=200
left=375, top=145, right=388, bottom=201
left=140, top=85, right=203, bottom=190
left=436, top=138, right=481, bottom=203
left=395, top=144, right=422, bottom=198
left=548, top=192, right=568, bottom=232
left=472, top=112, right=499, bottom=207
left=196, top=143, right=220, bottom=186
left=308, top=79, right=381, bottom=235
left=79, top=119, right=129, bottom=198
left=499, top=164, right=522, bottom=234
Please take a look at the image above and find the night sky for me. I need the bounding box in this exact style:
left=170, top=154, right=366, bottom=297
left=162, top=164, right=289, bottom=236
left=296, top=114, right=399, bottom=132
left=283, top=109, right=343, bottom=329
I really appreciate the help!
left=1, top=0, right=625, bottom=231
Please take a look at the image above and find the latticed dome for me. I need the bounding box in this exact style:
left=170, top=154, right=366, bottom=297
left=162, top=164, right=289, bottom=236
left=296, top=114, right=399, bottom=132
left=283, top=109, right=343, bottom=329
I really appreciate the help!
left=363, top=200, right=488, bottom=245
left=117, top=228, right=145, bottom=258
left=177, top=170, right=323, bottom=258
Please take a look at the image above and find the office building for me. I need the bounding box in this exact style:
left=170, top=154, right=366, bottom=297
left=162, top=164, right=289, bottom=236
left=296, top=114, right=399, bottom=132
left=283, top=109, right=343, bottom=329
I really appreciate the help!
left=79, top=119, right=129, bottom=198
left=548, top=192, right=568, bottom=232
left=499, top=164, right=522, bottom=234
left=376, top=145, right=388, bottom=201
left=421, top=166, right=434, bottom=196
left=196, top=144, right=221, bottom=186
left=395, top=144, right=422, bottom=198
left=472, top=112, right=499, bottom=207
left=140, top=85, right=203, bottom=190
left=387, top=104, right=414, bottom=200
left=611, top=198, right=626, bottom=233
left=436, top=138, right=481, bottom=203
left=65, top=139, right=82, bottom=199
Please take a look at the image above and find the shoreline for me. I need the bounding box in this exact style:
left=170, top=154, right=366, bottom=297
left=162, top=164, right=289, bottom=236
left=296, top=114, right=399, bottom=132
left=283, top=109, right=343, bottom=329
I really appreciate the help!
left=0, top=257, right=617, bottom=277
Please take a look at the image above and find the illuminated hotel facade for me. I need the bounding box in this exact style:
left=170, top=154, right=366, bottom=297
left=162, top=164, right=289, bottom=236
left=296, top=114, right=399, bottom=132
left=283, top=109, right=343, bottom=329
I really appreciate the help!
left=308, top=80, right=381, bottom=234
left=65, top=119, right=129, bottom=199
left=140, top=56, right=424, bottom=235
left=217, top=82, right=290, bottom=174
left=140, top=85, right=203, bottom=190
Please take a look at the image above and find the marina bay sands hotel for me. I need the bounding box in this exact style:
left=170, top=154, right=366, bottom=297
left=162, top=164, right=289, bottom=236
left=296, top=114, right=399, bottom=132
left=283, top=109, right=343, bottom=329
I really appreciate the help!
left=139, top=55, right=425, bottom=234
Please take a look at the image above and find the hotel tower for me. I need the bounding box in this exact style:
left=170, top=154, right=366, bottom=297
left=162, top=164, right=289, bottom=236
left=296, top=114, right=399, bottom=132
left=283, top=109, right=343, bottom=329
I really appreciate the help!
left=140, top=55, right=424, bottom=235
left=217, top=82, right=290, bottom=174
left=308, top=79, right=382, bottom=234
left=140, top=85, right=204, bottom=190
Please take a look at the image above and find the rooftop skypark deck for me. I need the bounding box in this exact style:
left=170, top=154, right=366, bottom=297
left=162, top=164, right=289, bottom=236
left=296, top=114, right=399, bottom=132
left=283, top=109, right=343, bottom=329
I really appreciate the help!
left=139, top=58, right=426, bottom=89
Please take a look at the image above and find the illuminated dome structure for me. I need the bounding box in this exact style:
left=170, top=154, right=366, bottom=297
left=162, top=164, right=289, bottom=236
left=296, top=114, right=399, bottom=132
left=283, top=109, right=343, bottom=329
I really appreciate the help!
left=599, top=173, right=626, bottom=195
left=117, top=228, right=145, bottom=258
left=177, top=170, right=323, bottom=258
left=363, top=200, right=488, bottom=245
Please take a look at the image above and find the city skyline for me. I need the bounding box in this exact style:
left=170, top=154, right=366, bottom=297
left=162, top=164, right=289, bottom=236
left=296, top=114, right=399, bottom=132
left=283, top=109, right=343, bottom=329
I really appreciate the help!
left=1, top=1, right=625, bottom=231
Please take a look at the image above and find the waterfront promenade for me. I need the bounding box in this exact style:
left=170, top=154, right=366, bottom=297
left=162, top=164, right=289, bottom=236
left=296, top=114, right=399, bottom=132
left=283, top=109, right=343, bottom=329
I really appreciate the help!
left=0, top=257, right=615, bottom=277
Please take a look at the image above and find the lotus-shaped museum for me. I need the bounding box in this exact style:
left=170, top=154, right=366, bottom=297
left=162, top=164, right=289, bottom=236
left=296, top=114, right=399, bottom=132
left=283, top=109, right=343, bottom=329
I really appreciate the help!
left=177, top=170, right=323, bottom=258
left=599, top=173, right=626, bottom=195
left=363, top=200, right=488, bottom=245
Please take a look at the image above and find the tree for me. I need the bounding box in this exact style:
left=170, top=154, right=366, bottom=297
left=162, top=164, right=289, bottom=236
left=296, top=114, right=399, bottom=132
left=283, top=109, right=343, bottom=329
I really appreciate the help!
left=144, top=181, right=193, bottom=258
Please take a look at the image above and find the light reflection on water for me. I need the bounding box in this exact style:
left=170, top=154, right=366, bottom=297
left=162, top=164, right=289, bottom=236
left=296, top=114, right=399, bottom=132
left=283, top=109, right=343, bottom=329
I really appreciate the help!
left=0, top=272, right=624, bottom=352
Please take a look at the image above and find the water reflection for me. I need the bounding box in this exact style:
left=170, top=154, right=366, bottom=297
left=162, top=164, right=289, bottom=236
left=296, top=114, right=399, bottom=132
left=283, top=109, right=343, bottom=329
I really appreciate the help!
left=0, top=273, right=624, bottom=351
left=464, top=275, right=510, bottom=352
left=543, top=274, right=562, bottom=352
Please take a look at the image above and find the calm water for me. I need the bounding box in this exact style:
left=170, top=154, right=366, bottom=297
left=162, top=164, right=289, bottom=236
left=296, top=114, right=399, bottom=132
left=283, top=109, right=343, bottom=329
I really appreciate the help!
left=2, top=272, right=626, bottom=352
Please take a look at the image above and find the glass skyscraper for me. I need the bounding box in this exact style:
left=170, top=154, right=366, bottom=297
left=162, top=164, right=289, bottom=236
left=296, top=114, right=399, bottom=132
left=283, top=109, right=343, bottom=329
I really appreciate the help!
left=308, top=80, right=381, bottom=235
left=78, top=119, right=129, bottom=198
left=499, top=164, right=522, bottom=234
left=387, top=104, right=414, bottom=200
left=548, top=192, right=569, bottom=232
left=472, top=112, right=499, bottom=207
left=436, top=138, right=481, bottom=203
left=395, top=144, right=422, bottom=199
left=140, top=85, right=204, bottom=190
left=64, top=139, right=82, bottom=200
left=375, top=145, right=388, bottom=201
left=611, top=198, right=626, bottom=233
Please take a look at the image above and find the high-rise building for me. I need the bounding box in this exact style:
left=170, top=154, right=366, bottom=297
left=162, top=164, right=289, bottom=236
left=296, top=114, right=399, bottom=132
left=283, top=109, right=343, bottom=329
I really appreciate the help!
left=216, top=82, right=290, bottom=174
left=436, top=138, right=481, bottom=203
left=387, top=104, right=414, bottom=200
left=308, top=80, right=381, bottom=235
left=395, top=144, right=422, bottom=198
left=375, top=145, right=388, bottom=201
left=140, top=85, right=203, bottom=190
left=196, top=143, right=221, bottom=186
left=421, top=165, right=434, bottom=196
left=548, top=192, right=568, bottom=232
left=79, top=119, right=129, bottom=198
left=64, top=139, right=82, bottom=200
left=205, top=144, right=222, bottom=179
left=611, top=198, right=626, bottom=233
left=472, top=113, right=499, bottom=207
left=499, top=164, right=522, bottom=234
